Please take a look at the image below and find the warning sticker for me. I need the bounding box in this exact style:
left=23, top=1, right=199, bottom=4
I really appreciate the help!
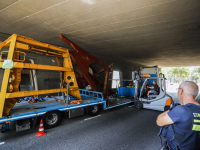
left=141, top=74, right=151, bottom=77
left=2, top=59, right=13, bottom=69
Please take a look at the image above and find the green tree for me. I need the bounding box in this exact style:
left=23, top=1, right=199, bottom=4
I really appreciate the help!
left=170, top=67, right=190, bottom=83
left=196, top=67, right=200, bottom=74
left=191, top=67, right=200, bottom=83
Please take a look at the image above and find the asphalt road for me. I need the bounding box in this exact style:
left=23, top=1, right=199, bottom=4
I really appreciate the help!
left=0, top=105, right=163, bottom=150
left=0, top=92, right=182, bottom=150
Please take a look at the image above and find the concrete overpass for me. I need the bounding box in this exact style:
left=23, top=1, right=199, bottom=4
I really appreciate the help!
left=0, top=1, right=200, bottom=148
left=0, top=0, right=200, bottom=79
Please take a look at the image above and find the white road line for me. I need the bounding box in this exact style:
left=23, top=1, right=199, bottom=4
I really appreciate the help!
left=84, top=115, right=101, bottom=121
left=0, top=142, right=5, bottom=145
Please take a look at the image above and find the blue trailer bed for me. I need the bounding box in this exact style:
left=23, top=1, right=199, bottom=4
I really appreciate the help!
left=0, top=89, right=134, bottom=132
left=0, top=89, right=106, bottom=124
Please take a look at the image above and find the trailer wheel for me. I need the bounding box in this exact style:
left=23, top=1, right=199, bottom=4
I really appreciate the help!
left=42, top=111, right=62, bottom=129
left=89, top=105, right=100, bottom=116
left=134, top=100, right=143, bottom=109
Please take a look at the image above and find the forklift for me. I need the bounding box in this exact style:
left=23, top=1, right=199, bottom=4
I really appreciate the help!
left=132, top=70, right=173, bottom=111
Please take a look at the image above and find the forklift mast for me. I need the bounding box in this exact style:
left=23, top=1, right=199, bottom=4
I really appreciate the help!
left=132, top=71, right=141, bottom=100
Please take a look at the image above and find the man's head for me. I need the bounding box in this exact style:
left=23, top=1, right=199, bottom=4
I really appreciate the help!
left=178, top=81, right=199, bottom=101
left=153, top=81, right=157, bottom=85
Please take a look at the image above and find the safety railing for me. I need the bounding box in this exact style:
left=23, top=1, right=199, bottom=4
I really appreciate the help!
left=79, top=89, right=104, bottom=100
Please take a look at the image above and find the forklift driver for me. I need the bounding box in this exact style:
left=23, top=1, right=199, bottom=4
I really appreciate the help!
left=147, top=81, right=159, bottom=96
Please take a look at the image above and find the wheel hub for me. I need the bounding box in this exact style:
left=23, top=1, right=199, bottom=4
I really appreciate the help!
left=92, top=106, right=98, bottom=113
left=46, top=113, right=58, bottom=125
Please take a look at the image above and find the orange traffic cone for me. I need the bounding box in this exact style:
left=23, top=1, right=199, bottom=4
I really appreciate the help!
left=36, top=119, right=46, bottom=137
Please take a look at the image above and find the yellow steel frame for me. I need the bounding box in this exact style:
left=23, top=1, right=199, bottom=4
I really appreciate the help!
left=0, top=34, right=82, bottom=117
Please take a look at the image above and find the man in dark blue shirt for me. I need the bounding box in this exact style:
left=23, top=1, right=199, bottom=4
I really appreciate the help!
left=156, top=81, right=200, bottom=150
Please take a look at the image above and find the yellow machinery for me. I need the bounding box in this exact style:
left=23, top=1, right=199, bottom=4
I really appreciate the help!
left=0, top=34, right=82, bottom=117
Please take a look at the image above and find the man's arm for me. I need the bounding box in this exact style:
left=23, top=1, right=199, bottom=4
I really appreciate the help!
left=156, top=110, right=174, bottom=127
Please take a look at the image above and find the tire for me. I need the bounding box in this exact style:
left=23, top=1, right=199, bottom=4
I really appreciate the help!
left=42, top=111, right=62, bottom=129
left=164, top=106, right=170, bottom=111
left=134, top=100, right=143, bottom=109
left=89, top=105, right=100, bottom=116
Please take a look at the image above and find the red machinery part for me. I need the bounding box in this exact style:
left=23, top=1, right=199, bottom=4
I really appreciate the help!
left=60, top=34, right=113, bottom=99
left=74, top=70, right=88, bottom=89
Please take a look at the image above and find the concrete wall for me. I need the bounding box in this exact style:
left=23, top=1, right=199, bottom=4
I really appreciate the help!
left=92, top=54, right=143, bottom=79
left=0, top=51, right=61, bottom=92
left=0, top=52, right=143, bottom=93
left=25, top=52, right=62, bottom=91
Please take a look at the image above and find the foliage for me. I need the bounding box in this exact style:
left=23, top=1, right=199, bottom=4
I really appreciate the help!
left=169, top=67, right=190, bottom=79
left=162, top=67, right=200, bottom=84
left=195, top=67, right=200, bottom=74
left=191, top=67, right=200, bottom=82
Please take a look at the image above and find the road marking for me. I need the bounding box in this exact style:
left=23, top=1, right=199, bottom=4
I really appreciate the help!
left=0, top=142, right=5, bottom=145
left=128, top=105, right=134, bottom=107
left=84, top=115, right=101, bottom=121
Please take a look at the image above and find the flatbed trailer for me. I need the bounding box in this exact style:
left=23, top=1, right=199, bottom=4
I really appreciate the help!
left=0, top=90, right=105, bottom=124
left=0, top=34, right=134, bottom=132
left=0, top=89, right=133, bottom=132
